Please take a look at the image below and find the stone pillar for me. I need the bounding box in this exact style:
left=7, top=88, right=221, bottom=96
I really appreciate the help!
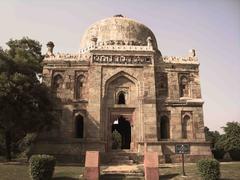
left=84, top=151, right=100, bottom=180
left=144, top=151, right=159, bottom=180
left=142, top=66, right=158, bottom=142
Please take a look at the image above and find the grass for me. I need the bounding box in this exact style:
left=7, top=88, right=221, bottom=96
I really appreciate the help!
left=0, top=162, right=239, bottom=180
left=159, top=162, right=240, bottom=179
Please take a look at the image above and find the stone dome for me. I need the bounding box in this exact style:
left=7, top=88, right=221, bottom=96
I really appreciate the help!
left=80, top=15, right=158, bottom=49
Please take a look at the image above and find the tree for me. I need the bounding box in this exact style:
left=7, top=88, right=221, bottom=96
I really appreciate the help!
left=215, top=122, right=240, bottom=152
left=204, top=127, right=224, bottom=159
left=204, top=127, right=221, bottom=148
left=0, top=37, right=58, bottom=160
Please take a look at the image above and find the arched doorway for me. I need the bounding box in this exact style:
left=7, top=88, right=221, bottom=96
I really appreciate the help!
left=111, top=116, right=131, bottom=149
left=75, top=115, right=84, bottom=138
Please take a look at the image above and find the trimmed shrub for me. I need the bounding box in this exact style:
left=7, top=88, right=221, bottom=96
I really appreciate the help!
left=112, top=130, right=122, bottom=149
left=29, top=154, right=56, bottom=180
left=197, top=159, right=220, bottom=180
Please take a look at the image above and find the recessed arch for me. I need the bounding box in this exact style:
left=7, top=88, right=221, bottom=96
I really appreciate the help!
left=182, top=114, right=191, bottom=139
left=159, top=115, right=170, bottom=140
left=104, top=71, right=139, bottom=95
left=52, top=74, right=63, bottom=91
left=75, top=75, right=85, bottom=99
left=179, top=75, right=189, bottom=97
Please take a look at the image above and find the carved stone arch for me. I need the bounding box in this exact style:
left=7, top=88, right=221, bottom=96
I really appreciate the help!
left=182, top=111, right=193, bottom=139
left=104, top=71, right=139, bottom=95
left=181, top=111, right=192, bottom=119
left=74, top=111, right=85, bottom=118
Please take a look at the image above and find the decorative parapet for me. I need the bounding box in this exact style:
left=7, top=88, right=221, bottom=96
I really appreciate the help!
left=163, top=49, right=199, bottom=64
left=80, top=40, right=154, bottom=53
left=162, top=56, right=199, bottom=64
left=44, top=53, right=80, bottom=61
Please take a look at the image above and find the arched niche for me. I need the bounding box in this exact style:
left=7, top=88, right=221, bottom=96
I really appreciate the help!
left=75, top=75, right=85, bottom=99
left=179, top=75, right=189, bottom=97
left=158, top=115, right=170, bottom=140
left=117, top=91, right=126, bottom=104
left=52, top=74, right=63, bottom=91
left=104, top=71, right=139, bottom=106
left=182, top=114, right=192, bottom=139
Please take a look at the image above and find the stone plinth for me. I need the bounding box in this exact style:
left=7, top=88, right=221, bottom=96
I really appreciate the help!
left=144, top=151, right=159, bottom=180
left=84, top=151, right=100, bottom=180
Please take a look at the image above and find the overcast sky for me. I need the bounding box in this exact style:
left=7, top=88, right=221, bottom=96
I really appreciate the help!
left=0, top=0, right=239, bottom=133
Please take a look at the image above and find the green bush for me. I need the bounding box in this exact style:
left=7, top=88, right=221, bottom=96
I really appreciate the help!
left=112, top=130, right=122, bottom=149
left=29, top=154, right=56, bottom=180
left=197, top=159, right=220, bottom=180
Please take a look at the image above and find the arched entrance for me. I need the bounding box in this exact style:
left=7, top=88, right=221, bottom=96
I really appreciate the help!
left=111, top=116, right=131, bottom=149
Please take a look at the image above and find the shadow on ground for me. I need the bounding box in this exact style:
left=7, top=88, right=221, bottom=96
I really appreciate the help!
left=53, top=177, right=79, bottom=180
left=160, top=173, right=179, bottom=179
left=100, top=174, right=143, bottom=180
left=100, top=174, right=126, bottom=180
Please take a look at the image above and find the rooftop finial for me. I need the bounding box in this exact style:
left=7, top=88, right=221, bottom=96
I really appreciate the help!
left=46, top=41, right=55, bottom=58
left=188, top=49, right=196, bottom=58
left=113, top=14, right=124, bottom=17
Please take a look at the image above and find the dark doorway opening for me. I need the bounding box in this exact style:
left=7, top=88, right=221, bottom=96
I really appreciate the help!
left=75, top=115, right=84, bottom=138
left=112, top=116, right=131, bottom=149
left=160, top=116, right=170, bottom=139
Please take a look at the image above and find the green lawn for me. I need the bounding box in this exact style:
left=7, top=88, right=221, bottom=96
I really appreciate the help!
left=0, top=162, right=239, bottom=180
left=159, top=162, right=240, bottom=179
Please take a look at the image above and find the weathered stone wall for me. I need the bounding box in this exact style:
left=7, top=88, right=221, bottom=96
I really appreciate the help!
left=33, top=32, right=212, bottom=162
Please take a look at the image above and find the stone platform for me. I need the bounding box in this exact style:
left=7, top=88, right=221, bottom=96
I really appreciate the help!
left=101, top=164, right=144, bottom=179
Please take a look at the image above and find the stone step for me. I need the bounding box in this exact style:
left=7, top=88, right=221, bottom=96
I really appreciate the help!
left=108, top=159, right=134, bottom=165
left=101, top=174, right=144, bottom=180
left=102, top=165, right=144, bottom=176
left=111, top=156, right=130, bottom=161
left=102, top=171, right=143, bottom=176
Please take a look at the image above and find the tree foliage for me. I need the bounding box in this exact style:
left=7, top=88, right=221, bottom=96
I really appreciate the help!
left=204, top=127, right=221, bottom=148
left=215, top=122, right=240, bottom=152
left=0, top=37, right=58, bottom=160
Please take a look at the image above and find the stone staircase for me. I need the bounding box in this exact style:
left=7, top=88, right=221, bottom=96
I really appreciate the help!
left=101, top=164, right=144, bottom=180
left=100, top=150, right=144, bottom=179
left=106, top=150, right=135, bottom=165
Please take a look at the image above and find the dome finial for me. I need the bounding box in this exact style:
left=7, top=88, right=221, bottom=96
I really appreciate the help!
left=113, top=14, right=124, bottom=17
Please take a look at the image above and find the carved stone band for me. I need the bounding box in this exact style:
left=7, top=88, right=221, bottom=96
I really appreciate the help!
left=92, top=55, right=152, bottom=65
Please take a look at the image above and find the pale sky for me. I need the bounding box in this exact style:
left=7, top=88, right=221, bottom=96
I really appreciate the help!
left=0, top=0, right=239, bottom=133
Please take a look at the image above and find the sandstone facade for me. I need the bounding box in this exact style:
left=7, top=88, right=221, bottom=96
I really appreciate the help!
left=32, top=15, right=212, bottom=163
